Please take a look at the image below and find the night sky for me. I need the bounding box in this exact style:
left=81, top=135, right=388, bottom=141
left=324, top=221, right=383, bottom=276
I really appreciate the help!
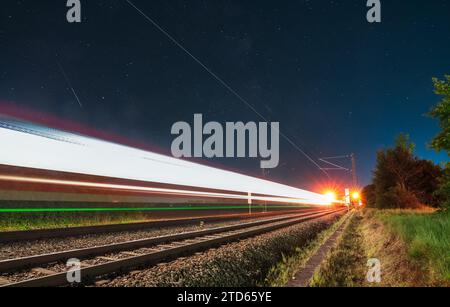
left=1, top=0, right=449, bottom=191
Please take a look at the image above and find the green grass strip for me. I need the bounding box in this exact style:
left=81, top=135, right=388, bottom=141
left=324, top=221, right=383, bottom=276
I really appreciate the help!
left=377, top=210, right=450, bottom=283
left=0, top=205, right=310, bottom=213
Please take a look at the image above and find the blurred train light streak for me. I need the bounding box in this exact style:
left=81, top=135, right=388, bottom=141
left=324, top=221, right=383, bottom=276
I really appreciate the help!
left=0, top=116, right=331, bottom=205
left=0, top=175, right=329, bottom=205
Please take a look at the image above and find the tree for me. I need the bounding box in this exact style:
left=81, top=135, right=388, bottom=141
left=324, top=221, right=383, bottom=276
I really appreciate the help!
left=409, top=159, right=443, bottom=207
left=362, top=184, right=376, bottom=207
left=428, top=75, right=450, bottom=208
left=429, top=75, right=450, bottom=154
left=372, top=134, right=443, bottom=208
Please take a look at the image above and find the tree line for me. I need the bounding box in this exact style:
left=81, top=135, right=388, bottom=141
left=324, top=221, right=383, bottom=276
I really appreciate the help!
left=363, top=75, right=450, bottom=209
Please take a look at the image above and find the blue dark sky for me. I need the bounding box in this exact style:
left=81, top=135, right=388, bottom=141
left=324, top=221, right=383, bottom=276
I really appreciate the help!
left=1, top=0, right=449, bottom=191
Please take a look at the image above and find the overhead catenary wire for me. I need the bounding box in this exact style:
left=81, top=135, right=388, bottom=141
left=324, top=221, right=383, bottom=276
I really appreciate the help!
left=320, top=155, right=351, bottom=160
left=318, top=154, right=358, bottom=186
left=318, top=158, right=350, bottom=171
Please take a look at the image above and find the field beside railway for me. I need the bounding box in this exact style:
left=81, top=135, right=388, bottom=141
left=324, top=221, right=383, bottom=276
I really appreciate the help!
left=311, top=209, right=450, bottom=287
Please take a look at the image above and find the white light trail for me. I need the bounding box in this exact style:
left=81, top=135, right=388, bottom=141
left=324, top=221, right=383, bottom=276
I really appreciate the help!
left=0, top=175, right=329, bottom=205
left=0, top=117, right=331, bottom=205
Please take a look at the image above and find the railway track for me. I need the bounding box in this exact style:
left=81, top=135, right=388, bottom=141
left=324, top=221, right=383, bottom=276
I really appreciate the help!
left=0, top=208, right=345, bottom=287
left=0, top=208, right=321, bottom=243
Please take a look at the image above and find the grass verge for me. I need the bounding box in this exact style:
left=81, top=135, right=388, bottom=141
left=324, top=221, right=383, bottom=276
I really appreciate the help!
left=311, top=209, right=449, bottom=287
left=310, top=211, right=366, bottom=287
left=0, top=212, right=153, bottom=231
left=375, top=209, right=450, bottom=285
left=262, top=211, right=352, bottom=286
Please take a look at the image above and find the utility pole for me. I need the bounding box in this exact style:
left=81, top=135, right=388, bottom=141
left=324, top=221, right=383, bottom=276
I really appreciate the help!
left=345, top=188, right=351, bottom=211
left=351, top=153, right=358, bottom=189
left=261, top=163, right=285, bottom=213
left=319, top=153, right=359, bottom=189
left=319, top=154, right=359, bottom=208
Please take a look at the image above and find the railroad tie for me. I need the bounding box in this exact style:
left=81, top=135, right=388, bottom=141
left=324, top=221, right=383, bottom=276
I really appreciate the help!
left=0, top=277, right=10, bottom=286
left=145, top=248, right=161, bottom=252
left=158, top=244, right=180, bottom=249
left=183, top=239, right=200, bottom=243
left=94, top=279, right=110, bottom=286
left=170, top=242, right=188, bottom=246
left=96, top=256, right=117, bottom=262
left=204, top=235, right=221, bottom=239
left=31, top=267, right=56, bottom=276
left=121, top=251, right=141, bottom=257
